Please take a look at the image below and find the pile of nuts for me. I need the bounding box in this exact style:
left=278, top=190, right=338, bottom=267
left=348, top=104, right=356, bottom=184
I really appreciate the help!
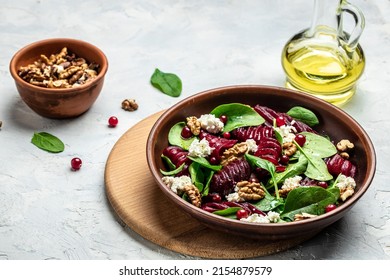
left=17, top=47, right=99, bottom=88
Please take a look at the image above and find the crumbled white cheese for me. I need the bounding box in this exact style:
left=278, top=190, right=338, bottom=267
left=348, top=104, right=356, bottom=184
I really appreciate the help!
left=226, top=192, right=244, bottom=202
left=188, top=138, right=214, bottom=158
left=336, top=174, right=356, bottom=189
left=241, top=211, right=281, bottom=223
left=267, top=211, right=280, bottom=223
left=275, top=124, right=297, bottom=143
left=241, top=213, right=270, bottom=223
left=245, top=139, right=258, bottom=153
left=281, top=175, right=302, bottom=190
left=198, top=114, right=224, bottom=134
left=162, top=175, right=192, bottom=194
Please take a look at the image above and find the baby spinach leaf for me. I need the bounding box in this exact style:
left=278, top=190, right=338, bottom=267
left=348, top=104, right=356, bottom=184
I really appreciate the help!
left=304, top=155, right=333, bottom=181
left=213, top=207, right=241, bottom=217
left=160, top=163, right=185, bottom=176
left=187, top=156, right=222, bottom=171
left=300, top=132, right=337, bottom=158
left=253, top=193, right=284, bottom=212
left=161, top=154, right=176, bottom=170
left=150, top=68, right=182, bottom=97
left=210, top=103, right=265, bottom=132
left=168, top=122, right=196, bottom=150
left=202, top=169, right=214, bottom=196
left=31, top=132, right=64, bottom=153
left=287, top=106, right=319, bottom=127
left=269, top=154, right=308, bottom=187
left=280, top=187, right=338, bottom=221
left=245, top=154, right=279, bottom=199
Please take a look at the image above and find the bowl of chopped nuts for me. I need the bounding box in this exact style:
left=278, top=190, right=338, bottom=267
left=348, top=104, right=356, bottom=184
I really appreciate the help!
left=9, top=38, right=108, bottom=118
left=146, top=85, right=376, bottom=240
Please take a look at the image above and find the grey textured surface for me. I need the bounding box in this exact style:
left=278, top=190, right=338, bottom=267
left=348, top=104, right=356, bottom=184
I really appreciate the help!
left=0, top=0, right=389, bottom=260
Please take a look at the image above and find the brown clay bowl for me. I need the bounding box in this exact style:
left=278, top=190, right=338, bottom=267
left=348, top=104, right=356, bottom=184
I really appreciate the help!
left=9, top=38, right=108, bottom=118
left=146, top=85, right=376, bottom=240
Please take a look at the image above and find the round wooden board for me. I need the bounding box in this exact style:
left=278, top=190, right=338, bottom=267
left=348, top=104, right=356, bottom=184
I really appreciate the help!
left=104, top=111, right=314, bottom=259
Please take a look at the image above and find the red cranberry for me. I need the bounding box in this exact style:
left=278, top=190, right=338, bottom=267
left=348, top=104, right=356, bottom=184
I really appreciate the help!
left=325, top=204, right=337, bottom=213
left=222, top=132, right=231, bottom=139
left=275, top=116, right=286, bottom=127
left=211, top=193, right=222, bottom=203
left=71, top=157, right=82, bottom=171
left=209, top=156, right=219, bottom=165
left=317, top=181, right=328, bottom=189
left=108, top=116, right=118, bottom=127
left=181, top=126, right=192, bottom=138
left=279, top=155, right=290, bottom=165
left=236, top=209, right=249, bottom=220
left=219, top=115, right=228, bottom=124
left=294, top=134, right=306, bottom=146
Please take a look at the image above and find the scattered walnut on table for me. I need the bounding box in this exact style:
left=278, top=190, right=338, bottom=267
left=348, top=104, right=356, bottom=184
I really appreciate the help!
left=121, top=99, right=138, bottom=111
left=17, top=47, right=99, bottom=88
left=236, top=180, right=266, bottom=201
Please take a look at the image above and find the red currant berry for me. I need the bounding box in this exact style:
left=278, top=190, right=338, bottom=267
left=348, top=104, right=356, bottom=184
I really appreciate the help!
left=294, top=134, right=306, bottom=146
left=211, top=194, right=222, bottom=203
left=219, top=115, right=228, bottom=124
left=275, top=116, right=286, bottom=127
left=236, top=209, right=249, bottom=220
left=317, top=181, right=328, bottom=189
left=181, top=126, right=193, bottom=138
left=108, top=116, right=118, bottom=127
left=209, top=156, right=219, bottom=165
left=222, top=132, right=231, bottom=139
left=71, top=157, right=82, bottom=171
left=325, top=204, right=337, bottom=213
left=279, top=155, right=290, bottom=165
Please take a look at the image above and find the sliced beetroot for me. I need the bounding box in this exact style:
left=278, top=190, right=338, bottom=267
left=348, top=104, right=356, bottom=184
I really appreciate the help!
left=163, top=146, right=191, bottom=168
left=210, top=159, right=251, bottom=197
left=200, top=132, right=237, bottom=162
left=326, top=154, right=356, bottom=178
left=231, top=125, right=274, bottom=143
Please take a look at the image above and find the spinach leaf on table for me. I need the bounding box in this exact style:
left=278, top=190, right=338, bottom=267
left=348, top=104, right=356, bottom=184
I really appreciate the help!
left=31, top=132, right=65, bottom=153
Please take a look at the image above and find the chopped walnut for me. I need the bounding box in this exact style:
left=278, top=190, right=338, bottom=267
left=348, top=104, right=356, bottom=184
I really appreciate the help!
left=340, top=152, right=350, bottom=159
left=336, top=139, right=354, bottom=152
left=183, top=184, right=201, bottom=207
left=186, top=116, right=201, bottom=136
left=278, top=186, right=297, bottom=198
left=294, top=212, right=317, bottom=221
left=282, top=142, right=297, bottom=157
left=339, top=186, right=355, bottom=201
left=121, top=99, right=138, bottom=111
left=236, top=180, right=266, bottom=201
left=17, top=47, right=99, bottom=88
left=220, top=143, right=248, bottom=166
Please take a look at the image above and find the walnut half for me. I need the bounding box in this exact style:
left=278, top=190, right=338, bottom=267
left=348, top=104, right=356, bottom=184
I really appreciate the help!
left=183, top=184, right=201, bottom=207
left=236, top=180, right=266, bottom=201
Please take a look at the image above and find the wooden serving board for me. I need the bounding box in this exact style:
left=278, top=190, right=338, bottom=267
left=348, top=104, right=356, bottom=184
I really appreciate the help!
left=104, top=111, right=312, bottom=259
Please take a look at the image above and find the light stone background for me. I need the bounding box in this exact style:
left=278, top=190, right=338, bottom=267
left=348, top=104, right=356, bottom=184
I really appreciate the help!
left=0, top=0, right=389, bottom=260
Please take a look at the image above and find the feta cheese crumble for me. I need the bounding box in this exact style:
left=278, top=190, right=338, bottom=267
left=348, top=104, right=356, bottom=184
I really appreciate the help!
left=198, top=114, right=224, bottom=134
left=241, top=211, right=281, bottom=224
left=281, top=175, right=302, bottom=190
left=188, top=138, right=214, bottom=158
left=275, top=124, right=297, bottom=143
left=335, top=174, right=356, bottom=189
left=162, top=175, right=192, bottom=194
left=245, top=139, right=258, bottom=153
left=226, top=192, right=244, bottom=202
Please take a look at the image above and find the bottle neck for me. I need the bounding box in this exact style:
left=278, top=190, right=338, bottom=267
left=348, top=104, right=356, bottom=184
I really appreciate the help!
left=307, top=0, right=342, bottom=38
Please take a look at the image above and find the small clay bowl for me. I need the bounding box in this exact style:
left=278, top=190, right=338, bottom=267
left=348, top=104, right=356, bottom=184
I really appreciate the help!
left=146, top=85, right=376, bottom=241
left=9, top=38, right=108, bottom=118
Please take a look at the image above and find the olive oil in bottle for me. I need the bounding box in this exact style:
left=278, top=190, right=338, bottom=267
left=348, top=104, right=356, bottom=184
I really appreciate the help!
left=281, top=0, right=365, bottom=106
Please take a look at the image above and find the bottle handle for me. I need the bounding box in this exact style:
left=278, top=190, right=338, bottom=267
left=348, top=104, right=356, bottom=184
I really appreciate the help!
left=338, top=1, right=365, bottom=51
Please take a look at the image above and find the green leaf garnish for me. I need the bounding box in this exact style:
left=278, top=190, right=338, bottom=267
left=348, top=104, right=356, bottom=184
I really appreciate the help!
left=168, top=122, right=196, bottom=150
left=31, top=132, right=65, bottom=153
left=150, top=68, right=182, bottom=97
